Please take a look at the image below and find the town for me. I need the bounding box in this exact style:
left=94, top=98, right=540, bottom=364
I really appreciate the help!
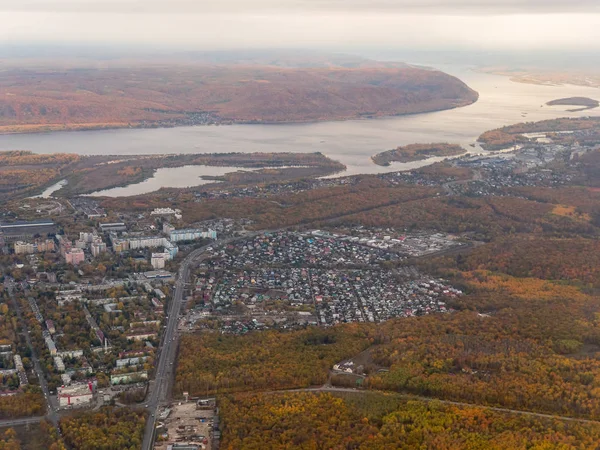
left=0, top=118, right=598, bottom=449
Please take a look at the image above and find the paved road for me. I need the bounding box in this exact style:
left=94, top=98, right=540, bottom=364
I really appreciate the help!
left=142, top=234, right=262, bottom=449
left=5, top=280, right=59, bottom=428
left=141, top=236, right=251, bottom=450
left=0, top=416, right=45, bottom=428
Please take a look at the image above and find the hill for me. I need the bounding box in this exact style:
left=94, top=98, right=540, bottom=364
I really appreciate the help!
left=0, top=64, right=478, bottom=133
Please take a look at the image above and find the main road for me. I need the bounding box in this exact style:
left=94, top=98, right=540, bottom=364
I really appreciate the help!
left=141, top=235, right=257, bottom=450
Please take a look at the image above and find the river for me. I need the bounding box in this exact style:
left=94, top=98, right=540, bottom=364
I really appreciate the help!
left=0, top=65, right=598, bottom=179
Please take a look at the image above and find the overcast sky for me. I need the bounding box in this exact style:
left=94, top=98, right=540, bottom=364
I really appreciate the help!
left=0, top=0, right=598, bottom=52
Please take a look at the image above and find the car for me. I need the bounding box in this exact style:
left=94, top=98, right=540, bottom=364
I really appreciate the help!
left=145, top=404, right=149, bottom=408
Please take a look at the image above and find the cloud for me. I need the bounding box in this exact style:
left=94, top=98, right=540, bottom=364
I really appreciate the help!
left=1, top=0, right=599, bottom=15
left=0, top=1, right=597, bottom=53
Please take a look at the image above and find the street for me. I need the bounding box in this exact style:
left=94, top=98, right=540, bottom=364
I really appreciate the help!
left=141, top=235, right=257, bottom=450
left=141, top=242, right=219, bottom=450
left=5, top=279, right=59, bottom=428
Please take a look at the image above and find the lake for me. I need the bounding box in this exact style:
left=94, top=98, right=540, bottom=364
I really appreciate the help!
left=1, top=65, right=598, bottom=179
left=87, top=165, right=309, bottom=197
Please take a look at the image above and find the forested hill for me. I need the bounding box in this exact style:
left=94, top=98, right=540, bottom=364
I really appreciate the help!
left=0, top=64, right=478, bottom=133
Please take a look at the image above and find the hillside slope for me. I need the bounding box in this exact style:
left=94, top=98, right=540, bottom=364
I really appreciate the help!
left=0, top=65, right=478, bottom=132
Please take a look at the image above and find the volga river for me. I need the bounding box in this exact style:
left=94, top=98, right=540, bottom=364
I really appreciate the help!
left=2, top=65, right=599, bottom=195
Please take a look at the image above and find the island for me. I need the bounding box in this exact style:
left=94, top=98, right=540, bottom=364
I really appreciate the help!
left=371, top=143, right=466, bottom=166
left=546, top=97, right=599, bottom=112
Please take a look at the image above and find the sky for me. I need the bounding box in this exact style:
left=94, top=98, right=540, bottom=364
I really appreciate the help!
left=0, top=0, right=598, bottom=52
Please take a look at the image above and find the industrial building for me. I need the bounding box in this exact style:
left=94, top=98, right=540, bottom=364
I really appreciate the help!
left=57, top=383, right=94, bottom=408
left=0, top=220, right=56, bottom=242
left=99, top=223, right=127, bottom=232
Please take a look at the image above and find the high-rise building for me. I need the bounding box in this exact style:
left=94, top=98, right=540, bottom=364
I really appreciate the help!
left=151, top=253, right=168, bottom=270
left=91, top=242, right=107, bottom=257
left=14, top=241, right=34, bottom=255
left=65, top=248, right=85, bottom=265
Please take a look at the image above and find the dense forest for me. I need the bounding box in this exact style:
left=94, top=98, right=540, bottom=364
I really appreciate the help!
left=0, top=65, right=477, bottom=132
left=220, top=391, right=600, bottom=449
left=0, top=391, right=45, bottom=419
left=59, top=407, right=146, bottom=450
left=0, top=421, right=64, bottom=450
left=372, top=143, right=465, bottom=165
left=175, top=327, right=371, bottom=396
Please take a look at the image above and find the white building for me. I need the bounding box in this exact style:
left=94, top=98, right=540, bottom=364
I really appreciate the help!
left=79, top=232, right=97, bottom=244
left=126, top=332, right=157, bottom=341
left=75, top=239, right=88, bottom=250
left=13, top=355, right=24, bottom=372
left=110, top=371, right=148, bottom=385
left=43, top=332, right=57, bottom=356
left=57, top=290, right=85, bottom=306
left=58, top=383, right=93, bottom=408
left=57, top=349, right=84, bottom=359
left=14, top=241, right=34, bottom=255
left=116, top=356, right=148, bottom=368
left=91, top=242, right=107, bottom=257
left=150, top=208, right=181, bottom=217
left=151, top=253, right=168, bottom=270
left=169, top=229, right=217, bottom=242
left=54, top=356, right=65, bottom=373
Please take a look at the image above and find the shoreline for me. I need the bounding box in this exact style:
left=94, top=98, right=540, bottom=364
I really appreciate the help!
left=0, top=96, right=478, bottom=137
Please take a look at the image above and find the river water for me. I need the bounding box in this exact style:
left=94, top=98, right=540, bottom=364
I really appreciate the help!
left=0, top=65, right=598, bottom=180
left=88, top=165, right=309, bottom=197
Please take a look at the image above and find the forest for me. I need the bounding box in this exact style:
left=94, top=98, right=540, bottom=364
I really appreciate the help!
left=0, top=421, right=65, bottom=450
left=59, top=407, right=146, bottom=450
left=371, top=143, right=466, bottom=165
left=0, top=151, right=81, bottom=201
left=0, top=391, right=45, bottom=419
left=103, top=177, right=441, bottom=230
left=0, top=64, right=477, bottom=132
left=175, top=326, right=372, bottom=396
left=219, top=391, right=600, bottom=449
